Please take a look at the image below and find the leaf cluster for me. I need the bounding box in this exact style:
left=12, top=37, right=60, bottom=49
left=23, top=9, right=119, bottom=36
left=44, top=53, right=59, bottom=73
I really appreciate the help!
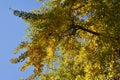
left=11, top=0, right=120, bottom=79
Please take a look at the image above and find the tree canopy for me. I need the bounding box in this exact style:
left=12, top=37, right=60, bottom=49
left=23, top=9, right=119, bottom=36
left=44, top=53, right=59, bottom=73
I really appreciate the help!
left=11, top=0, right=120, bottom=80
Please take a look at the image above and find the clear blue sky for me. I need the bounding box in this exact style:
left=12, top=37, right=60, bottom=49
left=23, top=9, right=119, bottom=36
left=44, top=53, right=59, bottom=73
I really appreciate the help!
left=0, top=0, right=42, bottom=80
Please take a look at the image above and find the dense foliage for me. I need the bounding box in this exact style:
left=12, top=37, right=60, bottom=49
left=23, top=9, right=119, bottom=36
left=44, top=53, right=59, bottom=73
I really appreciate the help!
left=11, top=0, right=120, bottom=80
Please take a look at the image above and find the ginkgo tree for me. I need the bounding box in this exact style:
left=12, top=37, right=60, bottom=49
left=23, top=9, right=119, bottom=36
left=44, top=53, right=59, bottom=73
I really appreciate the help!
left=10, top=0, right=120, bottom=80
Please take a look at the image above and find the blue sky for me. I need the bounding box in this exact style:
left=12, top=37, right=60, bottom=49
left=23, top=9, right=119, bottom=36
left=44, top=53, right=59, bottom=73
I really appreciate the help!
left=0, top=0, right=41, bottom=80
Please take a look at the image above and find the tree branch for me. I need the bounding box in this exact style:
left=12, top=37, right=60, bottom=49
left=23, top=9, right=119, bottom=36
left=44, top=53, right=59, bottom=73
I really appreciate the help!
left=74, top=25, right=100, bottom=36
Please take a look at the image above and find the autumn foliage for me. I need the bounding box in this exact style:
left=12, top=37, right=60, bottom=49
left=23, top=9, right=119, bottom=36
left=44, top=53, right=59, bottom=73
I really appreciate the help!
left=11, top=0, right=120, bottom=80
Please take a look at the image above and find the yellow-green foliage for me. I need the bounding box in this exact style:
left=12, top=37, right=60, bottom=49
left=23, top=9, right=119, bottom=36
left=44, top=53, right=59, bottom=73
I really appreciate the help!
left=11, top=0, right=120, bottom=80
